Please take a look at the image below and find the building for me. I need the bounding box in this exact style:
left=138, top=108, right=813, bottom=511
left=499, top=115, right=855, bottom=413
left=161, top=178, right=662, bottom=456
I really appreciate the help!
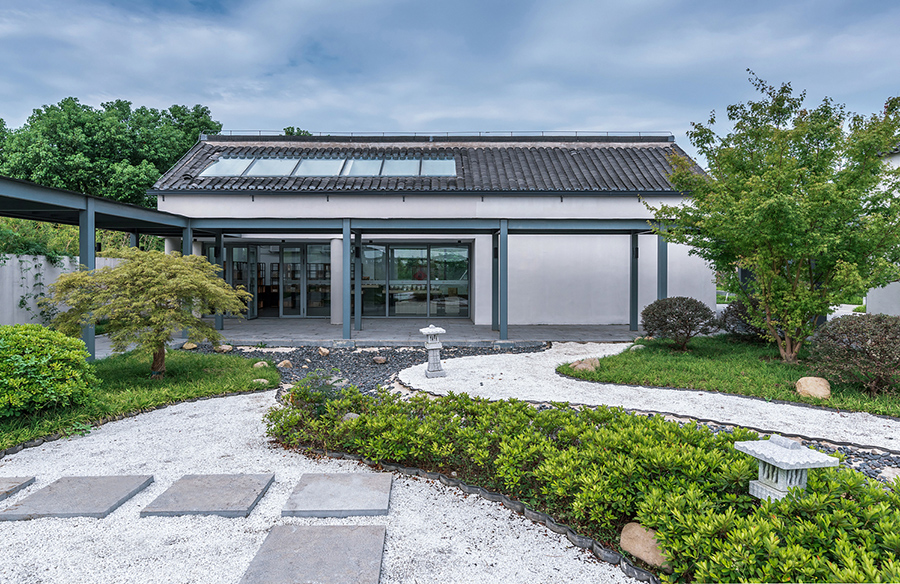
left=151, top=133, right=715, bottom=338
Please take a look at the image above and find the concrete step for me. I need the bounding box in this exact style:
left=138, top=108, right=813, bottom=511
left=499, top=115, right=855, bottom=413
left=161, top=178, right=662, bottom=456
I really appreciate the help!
left=282, top=473, right=393, bottom=518
left=140, top=473, right=275, bottom=518
left=0, top=475, right=153, bottom=521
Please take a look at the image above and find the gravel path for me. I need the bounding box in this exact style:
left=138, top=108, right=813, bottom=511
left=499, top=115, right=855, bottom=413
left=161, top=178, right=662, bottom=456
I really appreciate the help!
left=0, top=387, right=630, bottom=584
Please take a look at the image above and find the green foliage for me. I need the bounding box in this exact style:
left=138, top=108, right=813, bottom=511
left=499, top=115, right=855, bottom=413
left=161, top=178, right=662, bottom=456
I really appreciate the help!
left=0, top=97, right=222, bottom=207
left=44, top=248, right=252, bottom=377
left=640, top=296, right=717, bottom=350
left=283, top=126, right=313, bottom=136
left=650, top=72, right=900, bottom=363
left=853, top=305, right=867, bottom=313
left=719, top=298, right=769, bottom=342
left=809, top=314, right=900, bottom=396
left=0, top=324, right=97, bottom=417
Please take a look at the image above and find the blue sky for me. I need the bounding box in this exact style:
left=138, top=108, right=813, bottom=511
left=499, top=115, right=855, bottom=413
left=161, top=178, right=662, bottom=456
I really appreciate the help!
left=2, top=0, right=899, bottom=162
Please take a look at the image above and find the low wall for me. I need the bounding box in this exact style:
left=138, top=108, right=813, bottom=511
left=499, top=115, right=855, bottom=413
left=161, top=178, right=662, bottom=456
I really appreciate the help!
left=0, top=255, right=120, bottom=326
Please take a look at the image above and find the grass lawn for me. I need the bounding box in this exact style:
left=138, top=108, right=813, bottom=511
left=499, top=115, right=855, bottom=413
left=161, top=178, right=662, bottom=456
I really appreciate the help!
left=558, top=334, right=900, bottom=418
left=0, top=349, right=281, bottom=451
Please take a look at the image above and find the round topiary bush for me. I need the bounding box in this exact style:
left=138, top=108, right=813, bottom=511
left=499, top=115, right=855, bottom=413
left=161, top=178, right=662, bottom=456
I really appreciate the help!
left=0, top=324, right=98, bottom=417
left=720, top=298, right=769, bottom=342
left=809, top=314, right=900, bottom=396
left=640, top=296, right=717, bottom=350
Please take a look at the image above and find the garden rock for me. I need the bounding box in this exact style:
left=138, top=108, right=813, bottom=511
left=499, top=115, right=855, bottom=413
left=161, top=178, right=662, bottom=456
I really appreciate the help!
left=572, top=358, right=599, bottom=371
left=373, top=356, right=387, bottom=364
left=342, top=413, right=360, bottom=422
left=252, top=379, right=269, bottom=385
left=796, top=377, right=831, bottom=399
left=277, top=360, right=292, bottom=368
left=318, top=347, right=330, bottom=357
left=214, top=345, right=233, bottom=353
left=630, top=344, right=645, bottom=351
left=181, top=342, right=198, bottom=350
left=620, top=522, right=670, bottom=572
left=253, top=361, right=269, bottom=368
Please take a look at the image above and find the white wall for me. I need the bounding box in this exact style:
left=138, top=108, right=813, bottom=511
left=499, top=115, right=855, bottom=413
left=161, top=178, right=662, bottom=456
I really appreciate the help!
left=868, top=281, right=900, bottom=316
left=0, top=255, right=120, bottom=326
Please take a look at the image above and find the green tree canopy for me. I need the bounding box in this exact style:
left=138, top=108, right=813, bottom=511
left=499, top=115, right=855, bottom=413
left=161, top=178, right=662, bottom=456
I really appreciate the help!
left=0, top=97, right=222, bottom=207
left=45, top=248, right=251, bottom=378
left=651, top=73, right=900, bottom=363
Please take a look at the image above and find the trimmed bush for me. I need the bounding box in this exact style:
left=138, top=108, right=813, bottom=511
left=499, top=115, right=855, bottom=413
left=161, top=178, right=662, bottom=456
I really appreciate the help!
left=720, top=298, right=769, bottom=342
left=809, top=314, right=900, bottom=396
left=640, top=296, right=717, bottom=350
left=0, top=324, right=98, bottom=417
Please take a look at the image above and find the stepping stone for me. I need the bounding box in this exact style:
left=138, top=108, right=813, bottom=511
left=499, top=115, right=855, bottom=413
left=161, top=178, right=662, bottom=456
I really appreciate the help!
left=0, top=477, right=35, bottom=502
left=239, top=525, right=386, bottom=584
left=282, top=473, right=392, bottom=518
left=0, top=476, right=153, bottom=521
left=140, top=474, right=274, bottom=518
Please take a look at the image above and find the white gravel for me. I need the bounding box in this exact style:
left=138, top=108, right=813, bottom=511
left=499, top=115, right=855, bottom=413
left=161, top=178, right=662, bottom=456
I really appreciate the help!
left=0, top=389, right=633, bottom=584
left=400, top=342, right=900, bottom=452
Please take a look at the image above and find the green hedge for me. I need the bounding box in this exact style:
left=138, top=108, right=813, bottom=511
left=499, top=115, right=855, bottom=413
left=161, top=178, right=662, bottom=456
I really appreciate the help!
left=266, top=381, right=900, bottom=582
left=0, top=324, right=98, bottom=417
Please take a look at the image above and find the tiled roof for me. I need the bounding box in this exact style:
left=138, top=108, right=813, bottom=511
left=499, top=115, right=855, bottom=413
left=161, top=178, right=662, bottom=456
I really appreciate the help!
left=153, top=135, right=697, bottom=193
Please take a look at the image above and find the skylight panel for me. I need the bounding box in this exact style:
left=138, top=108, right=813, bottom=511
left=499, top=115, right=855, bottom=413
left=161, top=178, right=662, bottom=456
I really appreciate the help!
left=294, top=158, right=346, bottom=176
left=381, top=159, right=420, bottom=176
left=420, top=158, right=457, bottom=176
left=199, top=157, right=253, bottom=177
left=342, top=159, right=384, bottom=176
left=245, top=158, right=300, bottom=176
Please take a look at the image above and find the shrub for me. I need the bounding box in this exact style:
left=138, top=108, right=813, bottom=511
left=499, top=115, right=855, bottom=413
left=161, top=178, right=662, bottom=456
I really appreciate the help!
left=808, top=314, right=900, bottom=396
left=719, top=298, right=769, bottom=342
left=0, top=324, right=98, bottom=417
left=853, top=305, right=866, bottom=313
left=640, top=296, right=717, bottom=350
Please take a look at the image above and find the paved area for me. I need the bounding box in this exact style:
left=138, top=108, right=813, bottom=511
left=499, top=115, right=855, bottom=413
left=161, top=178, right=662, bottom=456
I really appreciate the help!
left=140, top=474, right=275, bottom=518
left=283, top=473, right=393, bottom=518
left=0, top=477, right=34, bottom=502
left=0, top=476, right=153, bottom=521
left=239, top=525, right=386, bottom=584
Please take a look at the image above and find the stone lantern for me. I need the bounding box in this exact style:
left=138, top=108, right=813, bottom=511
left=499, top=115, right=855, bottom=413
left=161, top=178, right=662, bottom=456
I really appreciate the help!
left=420, top=324, right=446, bottom=378
left=734, top=434, right=839, bottom=501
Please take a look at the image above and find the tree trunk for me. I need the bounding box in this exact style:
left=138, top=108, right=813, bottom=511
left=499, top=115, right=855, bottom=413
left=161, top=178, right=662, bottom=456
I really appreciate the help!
left=150, top=346, right=166, bottom=380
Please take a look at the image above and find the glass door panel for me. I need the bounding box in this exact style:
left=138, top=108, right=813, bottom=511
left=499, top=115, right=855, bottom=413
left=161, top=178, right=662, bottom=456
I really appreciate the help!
left=247, top=245, right=258, bottom=319
left=389, top=247, right=428, bottom=316
left=282, top=247, right=303, bottom=316
left=306, top=244, right=331, bottom=317
left=430, top=246, right=469, bottom=317
left=353, top=244, right=387, bottom=316
left=257, top=246, right=280, bottom=317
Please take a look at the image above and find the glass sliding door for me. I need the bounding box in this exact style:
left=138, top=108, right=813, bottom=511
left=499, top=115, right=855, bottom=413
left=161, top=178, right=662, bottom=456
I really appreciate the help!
left=352, top=245, right=387, bottom=316
left=247, top=245, right=258, bottom=319
left=282, top=247, right=303, bottom=316
left=306, top=244, right=331, bottom=317
left=389, top=246, right=428, bottom=316
left=430, top=246, right=469, bottom=317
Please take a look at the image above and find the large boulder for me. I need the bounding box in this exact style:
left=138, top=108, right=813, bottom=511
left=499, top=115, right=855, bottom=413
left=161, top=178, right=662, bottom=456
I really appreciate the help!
left=796, top=376, right=831, bottom=399
left=181, top=342, right=198, bottom=350
left=620, top=522, right=670, bottom=572
left=572, top=358, right=600, bottom=371
left=213, top=344, right=233, bottom=353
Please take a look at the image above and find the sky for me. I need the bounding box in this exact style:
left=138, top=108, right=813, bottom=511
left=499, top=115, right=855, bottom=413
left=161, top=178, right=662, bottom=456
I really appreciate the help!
left=2, top=0, right=900, bottom=163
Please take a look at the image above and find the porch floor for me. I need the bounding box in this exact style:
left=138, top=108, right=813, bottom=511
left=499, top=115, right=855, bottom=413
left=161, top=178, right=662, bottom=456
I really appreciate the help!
left=202, top=317, right=640, bottom=347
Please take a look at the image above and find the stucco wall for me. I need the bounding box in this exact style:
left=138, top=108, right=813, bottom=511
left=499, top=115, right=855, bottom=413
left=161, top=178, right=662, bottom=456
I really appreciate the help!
left=0, top=255, right=120, bottom=326
left=868, top=281, right=900, bottom=316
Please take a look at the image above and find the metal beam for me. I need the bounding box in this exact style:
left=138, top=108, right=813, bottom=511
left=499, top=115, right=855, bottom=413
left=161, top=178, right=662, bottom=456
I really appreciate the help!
left=657, top=235, right=668, bottom=300
left=351, top=218, right=500, bottom=233
left=190, top=218, right=343, bottom=231
left=508, top=218, right=656, bottom=233
left=79, top=197, right=96, bottom=360
left=342, top=219, right=352, bottom=340
left=354, top=230, right=362, bottom=331
left=630, top=232, right=639, bottom=331
left=498, top=220, right=509, bottom=340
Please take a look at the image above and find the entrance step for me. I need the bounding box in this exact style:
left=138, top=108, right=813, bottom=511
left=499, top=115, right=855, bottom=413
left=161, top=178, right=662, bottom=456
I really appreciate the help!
left=0, top=477, right=35, bottom=502
left=239, top=525, right=386, bottom=584
left=140, top=473, right=274, bottom=518
left=0, top=475, right=153, bottom=521
left=282, top=473, right=392, bottom=518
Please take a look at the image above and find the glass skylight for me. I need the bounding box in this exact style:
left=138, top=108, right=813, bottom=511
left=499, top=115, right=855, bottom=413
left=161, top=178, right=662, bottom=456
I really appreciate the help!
left=294, top=159, right=346, bottom=176
left=342, top=159, right=383, bottom=176
left=245, top=158, right=300, bottom=176
left=199, top=157, right=253, bottom=177
left=420, top=158, right=456, bottom=176
left=382, top=159, right=420, bottom=176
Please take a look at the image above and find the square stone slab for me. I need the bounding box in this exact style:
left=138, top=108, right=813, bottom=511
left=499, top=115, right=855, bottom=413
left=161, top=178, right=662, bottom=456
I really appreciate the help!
left=0, top=477, right=35, bottom=502
left=239, top=525, right=386, bottom=584
left=282, top=473, right=392, bottom=518
left=0, top=476, right=153, bottom=521
left=140, top=474, right=274, bottom=518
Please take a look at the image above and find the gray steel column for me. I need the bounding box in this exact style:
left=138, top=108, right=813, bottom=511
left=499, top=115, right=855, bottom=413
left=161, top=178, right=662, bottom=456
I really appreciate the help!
left=342, top=219, right=352, bottom=340
left=181, top=223, right=193, bottom=256
left=491, top=233, right=499, bottom=331
left=78, top=197, right=96, bottom=359
left=498, top=220, right=508, bottom=340
left=215, top=231, right=225, bottom=331
left=657, top=234, right=668, bottom=300
left=129, top=232, right=138, bottom=248
left=630, top=232, right=639, bottom=331
left=354, top=230, right=362, bottom=331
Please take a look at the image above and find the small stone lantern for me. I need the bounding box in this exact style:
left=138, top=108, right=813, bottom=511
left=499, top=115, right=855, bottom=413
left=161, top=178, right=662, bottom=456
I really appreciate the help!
left=734, top=434, right=839, bottom=501
left=420, top=324, right=446, bottom=378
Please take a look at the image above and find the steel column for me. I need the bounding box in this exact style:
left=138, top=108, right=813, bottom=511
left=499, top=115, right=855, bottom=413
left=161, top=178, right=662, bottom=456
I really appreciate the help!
left=491, top=233, right=499, bottom=331
left=181, top=223, right=193, bottom=256
left=657, top=234, right=668, bottom=300
left=498, top=220, right=509, bottom=340
left=342, top=219, right=352, bottom=340
left=129, top=233, right=138, bottom=248
left=630, top=232, right=639, bottom=331
left=78, top=197, right=96, bottom=359
left=354, top=231, right=362, bottom=331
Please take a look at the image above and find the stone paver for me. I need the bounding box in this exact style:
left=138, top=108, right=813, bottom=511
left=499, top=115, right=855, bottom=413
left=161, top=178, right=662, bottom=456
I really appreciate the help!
left=238, top=525, right=386, bottom=584
left=0, top=477, right=35, bottom=502
left=140, top=473, right=274, bottom=518
left=0, top=475, right=153, bottom=521
left=282, top=473, right=393, bottom=518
